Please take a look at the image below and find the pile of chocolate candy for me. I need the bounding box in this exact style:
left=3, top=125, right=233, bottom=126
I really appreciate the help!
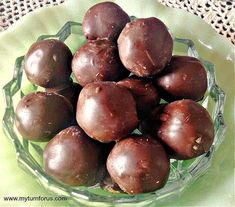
left=15, top=2, right=214, bottom=194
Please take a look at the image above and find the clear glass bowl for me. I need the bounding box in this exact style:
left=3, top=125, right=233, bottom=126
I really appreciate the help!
left=2, top=21, right=226, bottom=207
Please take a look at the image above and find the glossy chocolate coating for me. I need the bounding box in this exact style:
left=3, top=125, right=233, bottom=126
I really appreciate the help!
left=107, top=135, right=170, bottom=194
left=76, top=82, right=138, bottom=143
left=46, top=80, right=82, bottom=112
left=117, top=76, right=160, bottom=118
left=43, top=125, right=104, bottom=186
left=72, top=39, right=129, bottom=86
left=24, top=39, right=72, bottom=88
left=15, top=92, right=73, bottom=141
left=118, top=17, right=173, bottom=77
left=155, top=100, right=214, bottom=159
left=154, top=56, right=207, bottom=101
left=83, top=2, right=130, bottom=41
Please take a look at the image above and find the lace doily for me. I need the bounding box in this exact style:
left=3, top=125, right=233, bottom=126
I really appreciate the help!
left=158, top=0, right=235, bottom=44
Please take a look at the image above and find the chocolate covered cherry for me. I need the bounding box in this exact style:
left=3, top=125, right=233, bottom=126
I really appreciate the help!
left=107, top=135, right=170, bottom=194
left=117, top=76, right=160, bottom=118
left=118, top=17, right=173, bottom=77
left=43, top=126, right=104, bottom=186
left=142, top=100, right=214, bottom=159
left=24, top=39, right=72, bottom=88
left=15, top=92, right=73, bottom=141
left=72, top=39, right=129, bottom=86
left=76, top=82, right=138, bottom=143
left=83, top=2, right=130, bottom=41
left=154, top=56, right=207, bottom=101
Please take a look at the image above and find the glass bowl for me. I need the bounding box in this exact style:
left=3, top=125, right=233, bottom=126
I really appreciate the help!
left=2, top=21, right=226, bottom=207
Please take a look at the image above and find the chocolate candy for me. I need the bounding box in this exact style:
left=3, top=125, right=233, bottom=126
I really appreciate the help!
left=117, top=76, right=160, bottom=118
left=24, top=39, right=72, bottom=88
left=143, top=100, right=214, bottom=159
left=15, top=92, right=73, bottom=141
left=107, top=135, right=170, bottom=194
left=72, top=39, right=129, bottom=86
left=118, top=17, right=173, bottom=77
left=83, top=2, right=130, bottom=41
left=154, top=56, right=207, bottom=101
left=76, top=81, right=138, bottom=143
left=43, top=125, right=104, bottom=186
left=46, top=80, right=82, bottom=112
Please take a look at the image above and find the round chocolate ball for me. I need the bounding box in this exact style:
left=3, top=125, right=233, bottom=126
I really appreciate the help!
left=43, top=125, right=104, bottom=186
left=154, top=56, right=207, bottom=101
left=118, top=17, right=173, bottom=77
left=24, top=39, right=72, bottom=88
left=83, top=2, right=130, bottom=41
left=117, top=76, right=160, bottom=118
left=72, top=39, right=129, bottom=86
left=46, top=80, right=82, bottom=112
left=76, top=81, right=138, bottom=143
left=15, top=92, right=73, bottom=141
left=107, top=135, right=170, bottom=194
left=157, top=100, right=214, bottom=159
